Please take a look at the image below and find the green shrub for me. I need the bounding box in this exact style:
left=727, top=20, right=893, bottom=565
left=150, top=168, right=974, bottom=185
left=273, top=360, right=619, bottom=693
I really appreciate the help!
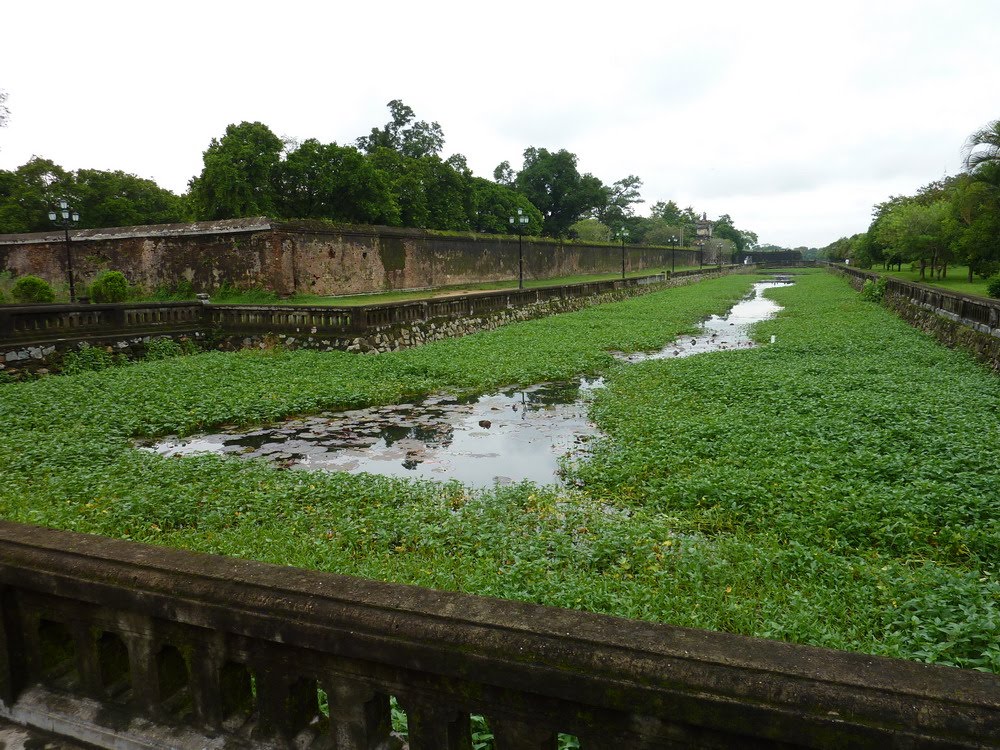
left=61, top=346, right=122, bottom=375
left=986, top=275, right=1000, bottom=299
left=11, top=275, right=56, bottom=304
left=859, top=277, right=887, bottom=303
left=89, top=271, right=131, bottom=303
left=144, top=338, right=184, bottom=361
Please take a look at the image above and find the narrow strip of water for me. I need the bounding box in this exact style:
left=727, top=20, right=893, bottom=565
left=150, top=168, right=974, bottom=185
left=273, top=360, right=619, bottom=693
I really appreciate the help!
left=144, top=277, right=792, bottom=487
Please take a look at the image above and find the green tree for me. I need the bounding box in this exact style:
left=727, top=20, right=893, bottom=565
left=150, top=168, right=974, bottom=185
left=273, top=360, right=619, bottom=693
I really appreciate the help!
left=596, top=175, right=643, bottom=228
left=73, top=169, right=188, bottom=228
left=275, top=139, right=398, bottom=225
left=468, top=178, right=542, bottom=234
left=649, top=199, right=683, bottom=224
left=493, top=160, right=514, bottom=186
left=949, top=168, right=1000, bottom=280
left=712, top=213, right=756, bottom=252
left=356, top=100, right=445, bottom=159
left=513, top=147, right=606, bottom=237
left=875, top=200, right=956, bottom=279
left=0, top=157, right=73, bottom=233
left=569, top=218, right=612, bottom=242
left=188, top=121, right=284, bottom=219
left=646, top=223, right=683, bottom=246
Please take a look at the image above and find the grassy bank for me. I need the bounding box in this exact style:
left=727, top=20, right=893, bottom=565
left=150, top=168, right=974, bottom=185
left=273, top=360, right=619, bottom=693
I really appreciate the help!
left=876, top=263, right=991, bottom=297
left=205, top=267, right=705, bottom=307
left=0, top=270, right=996, bottom=672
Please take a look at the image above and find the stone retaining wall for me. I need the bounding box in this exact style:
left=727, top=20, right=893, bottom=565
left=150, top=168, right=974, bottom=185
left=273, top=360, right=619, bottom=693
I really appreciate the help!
left=0, top=218, right=708, bottom=298
left=828, top=264, right=1000, bottom=371
left=1, top=520, right=996, bottom=749
left=1, top=268, right=748, bottom=378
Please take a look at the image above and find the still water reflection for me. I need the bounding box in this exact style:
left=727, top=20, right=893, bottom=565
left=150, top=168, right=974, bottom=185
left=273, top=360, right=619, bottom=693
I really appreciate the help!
left=145, top=277, right=792, bottom=486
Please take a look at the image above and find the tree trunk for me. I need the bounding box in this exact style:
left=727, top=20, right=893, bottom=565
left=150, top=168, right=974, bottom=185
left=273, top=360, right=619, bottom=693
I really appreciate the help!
left=969, top=265, right=974, bottom=283
left=919, top=259, right=926, bottom=280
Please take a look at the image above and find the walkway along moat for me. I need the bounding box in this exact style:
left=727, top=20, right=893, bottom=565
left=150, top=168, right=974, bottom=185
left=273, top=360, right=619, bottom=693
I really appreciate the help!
left=146, top=277, right=793, bottom=486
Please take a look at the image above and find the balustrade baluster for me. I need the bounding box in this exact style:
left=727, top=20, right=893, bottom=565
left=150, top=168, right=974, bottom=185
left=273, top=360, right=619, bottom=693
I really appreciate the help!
left=253, top=664, right=319, bottom=738
left=490, top=718, right=558, bottom=750
left=321, top=678, right=393, bottom=750
left=188, top=638, right=225, bottom=729
left=120, top=619, right=157, bottom=713
left=71, top=621, right=102, bottom=697
left=400, top=699, right=472, bottom=750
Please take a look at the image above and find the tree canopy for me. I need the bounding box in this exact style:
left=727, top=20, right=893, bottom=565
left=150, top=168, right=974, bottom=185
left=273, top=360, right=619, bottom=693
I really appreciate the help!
left=0, top=157, right=188, bottom=233
left=511, top=147, right=606, bottom=237
left=188, top=121, right=284, bottom=220
left=823, top=120, right=1000, bottom=281
left=1, top=97, right=759, bottom=245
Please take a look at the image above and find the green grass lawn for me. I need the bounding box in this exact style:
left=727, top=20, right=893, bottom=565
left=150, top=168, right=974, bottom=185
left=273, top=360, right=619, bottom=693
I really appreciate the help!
left=206, top=267, right=706, bottom=307
left=1, top=269, right=996, bottom=672
left=876, top=264, right=992, bottom=297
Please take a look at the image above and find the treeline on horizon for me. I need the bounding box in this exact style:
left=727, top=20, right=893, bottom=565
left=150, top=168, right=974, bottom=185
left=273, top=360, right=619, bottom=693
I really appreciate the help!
left=819, top=120, right=1000, bottom=283
left=0, top=100, right=764, bottom=252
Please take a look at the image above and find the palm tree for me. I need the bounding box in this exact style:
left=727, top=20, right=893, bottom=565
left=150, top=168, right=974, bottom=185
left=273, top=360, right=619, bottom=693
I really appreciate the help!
left=963, top=120, right=1000, bottom=173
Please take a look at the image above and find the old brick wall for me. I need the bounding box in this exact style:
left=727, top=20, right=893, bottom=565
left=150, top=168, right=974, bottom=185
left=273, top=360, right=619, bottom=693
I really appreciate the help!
left=1, top=219, right=703, bottom=297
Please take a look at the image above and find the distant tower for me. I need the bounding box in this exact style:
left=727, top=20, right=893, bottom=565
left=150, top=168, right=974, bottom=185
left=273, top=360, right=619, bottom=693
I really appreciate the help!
left=695, top=213, right=715, bottom=263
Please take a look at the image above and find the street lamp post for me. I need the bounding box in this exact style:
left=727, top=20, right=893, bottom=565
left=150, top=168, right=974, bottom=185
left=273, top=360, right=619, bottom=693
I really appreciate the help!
left=670, top=236, right=677, bottom=273
left=48, top=199, right=80, bottom=303
left=616, top=228, right=629, bottom=279
left=509, top=208, right=529, bottom=289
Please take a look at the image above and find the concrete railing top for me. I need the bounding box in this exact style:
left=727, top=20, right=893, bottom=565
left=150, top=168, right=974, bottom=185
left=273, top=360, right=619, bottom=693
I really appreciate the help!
left=827, top=262, right=1000, bottom=306
left=0, top=520, right=996, bottom=748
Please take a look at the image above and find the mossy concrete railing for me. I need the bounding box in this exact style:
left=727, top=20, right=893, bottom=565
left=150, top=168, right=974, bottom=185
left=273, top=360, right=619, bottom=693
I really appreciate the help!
left=829, top=264, right=1000, bottom=332
left=0, top=522, right=997, bottom=749
left=827, top=263, right=1000, bottom=371
left=0, top=268, right=744, bottom=349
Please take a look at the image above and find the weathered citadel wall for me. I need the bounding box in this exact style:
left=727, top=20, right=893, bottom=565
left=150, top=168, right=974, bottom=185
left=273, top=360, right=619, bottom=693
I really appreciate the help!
left=0, top=219, right=702, bottom=296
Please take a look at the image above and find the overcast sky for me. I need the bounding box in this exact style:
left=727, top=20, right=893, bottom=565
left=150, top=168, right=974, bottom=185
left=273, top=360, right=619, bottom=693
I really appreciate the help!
left=2, top=0, right=999, bottom=248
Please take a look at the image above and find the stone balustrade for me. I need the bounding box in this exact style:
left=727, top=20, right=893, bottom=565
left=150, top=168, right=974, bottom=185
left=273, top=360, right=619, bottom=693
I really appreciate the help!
left=0, top=521, right=996, bottom=749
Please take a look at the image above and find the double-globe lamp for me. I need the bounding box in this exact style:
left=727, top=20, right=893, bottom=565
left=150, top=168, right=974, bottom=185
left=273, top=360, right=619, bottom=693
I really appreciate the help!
left=48, top=199, right=80, bottom=303
left=509, top=208, right=529, bottom=289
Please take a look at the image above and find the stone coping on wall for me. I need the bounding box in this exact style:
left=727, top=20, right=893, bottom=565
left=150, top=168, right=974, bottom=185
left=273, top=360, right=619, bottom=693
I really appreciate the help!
left=0, top=520, right=997, bottom=748
left=0, top=217, right=274, bottom=245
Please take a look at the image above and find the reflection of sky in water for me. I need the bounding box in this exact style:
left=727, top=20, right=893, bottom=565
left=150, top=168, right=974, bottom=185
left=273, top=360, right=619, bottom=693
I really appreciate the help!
left=145, top=278, right=790, bottom=487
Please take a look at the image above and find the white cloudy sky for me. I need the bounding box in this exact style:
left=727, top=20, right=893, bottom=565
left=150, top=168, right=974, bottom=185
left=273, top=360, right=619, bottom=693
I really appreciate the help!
left=2, top=0, right=999, bottom=248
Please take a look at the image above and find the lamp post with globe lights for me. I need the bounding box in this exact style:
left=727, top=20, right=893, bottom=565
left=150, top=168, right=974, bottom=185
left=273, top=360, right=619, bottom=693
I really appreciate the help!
left=615, top=228, right=629, bottom=279
left=509, top=208, right=529, bottom=289
left=48, top=199, right=80, bottom=303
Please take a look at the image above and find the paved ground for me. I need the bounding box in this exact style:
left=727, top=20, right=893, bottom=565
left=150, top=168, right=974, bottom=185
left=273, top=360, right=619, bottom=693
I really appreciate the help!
left=0, top=720, right=94, bottom=749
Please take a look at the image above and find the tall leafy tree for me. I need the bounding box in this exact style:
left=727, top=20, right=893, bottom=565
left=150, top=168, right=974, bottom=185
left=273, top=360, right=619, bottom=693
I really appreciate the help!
left=367, top=147, right=428, bottom=228
left=357, top=100, right=445, bottom=159
left=596, top=175, right=643, bottom=229
left=73, top=169, right=188, bottom=228
left=189, top=121, right=284, bottom=219
left=649, top=200, right=683, bottom=224
left=275, top=139, right=398, bottom=225
left=875, top=199, right=956, bottom=279
left=949, top=167, right=1000, bottom=280
left=468, top=177, right=542, bottom=234
left=513, top=147, right=606, bottom=237
left=0, top=157, right=73, bottom=233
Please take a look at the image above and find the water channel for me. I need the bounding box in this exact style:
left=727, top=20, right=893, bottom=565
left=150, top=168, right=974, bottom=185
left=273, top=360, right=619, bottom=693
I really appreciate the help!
left=145, top=277, right=793, bottom=487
